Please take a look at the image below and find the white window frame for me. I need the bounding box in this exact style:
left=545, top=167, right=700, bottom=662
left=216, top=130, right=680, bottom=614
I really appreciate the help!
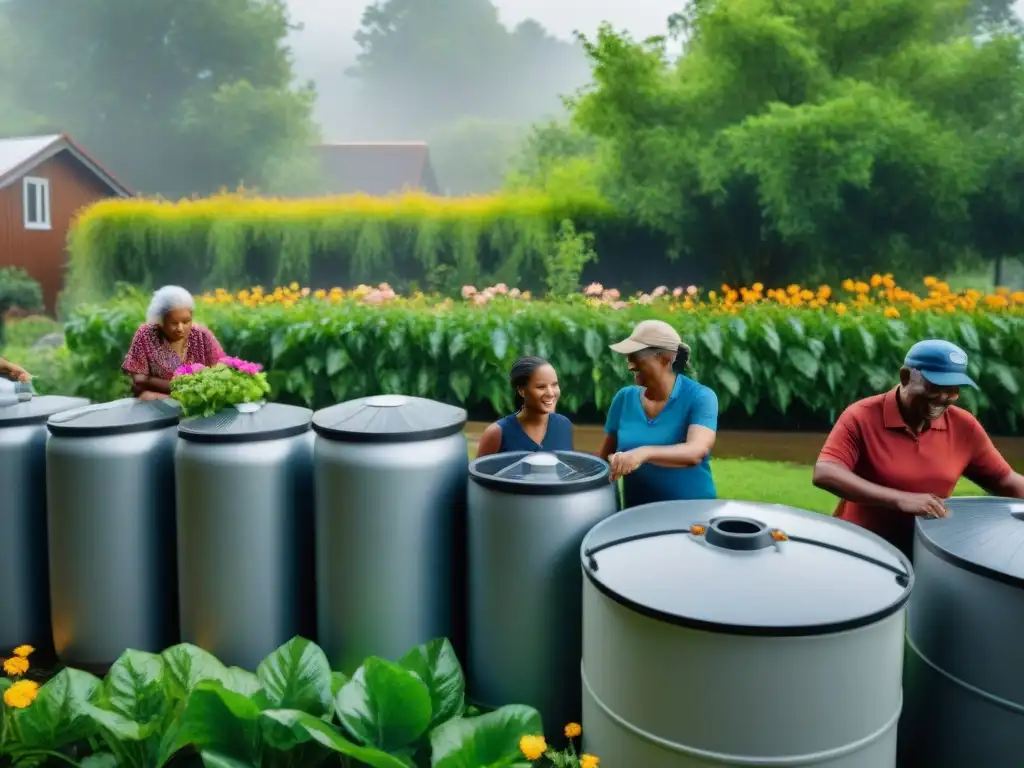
left=23, top=176, right=51, bottom=231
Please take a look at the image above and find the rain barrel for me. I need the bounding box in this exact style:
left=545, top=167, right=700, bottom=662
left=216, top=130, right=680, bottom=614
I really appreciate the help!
left=0, top=391, right=89, bottom=651
left=899, top=496, right=1024, bottom=768
left=46, top=398, right=180, bottom=668
left=468, top=450, right=618, bottom=734
left=175, top=402, right=315, bottom=670
left=313, top=394, right=467, bottom=672
left=580, top=499, right=913, bottom=767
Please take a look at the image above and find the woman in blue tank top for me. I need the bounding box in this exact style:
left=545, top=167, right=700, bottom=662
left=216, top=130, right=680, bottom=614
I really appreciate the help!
left=475, top=356, right=574, bottom=456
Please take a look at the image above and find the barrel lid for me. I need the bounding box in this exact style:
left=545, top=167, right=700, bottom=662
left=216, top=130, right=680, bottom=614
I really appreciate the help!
left=179, top=402, right=312, bottom=444
left=0, top=395, right=90, bottom=427
left=470, top=451, right=609, bottom=496
left=312, top=395, right=466, bottom=443
left=581, top=500, right=913, bottom=637
left=47, top=398, right=181, bottom=437
left=916, top=497, right=1024, bottom=588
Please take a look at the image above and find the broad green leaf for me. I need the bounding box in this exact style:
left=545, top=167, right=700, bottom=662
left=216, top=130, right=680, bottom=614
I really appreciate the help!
left=770, top=378, right=792, bottom=414
left=103, top=649, right=168, bottom=724
left=698, top=323, right=724, bottom=358
left=79, top=754, right=119, bottom=768
left=449, top=371, right=472, bottom=402
left=0, top=677, right=11, bottom=694
left=256, top=637, right=332, bottom=716
left=222, top=667, right=263, bottom=698
left=714, top=367, right=741, bottom=396
left=326, top=347, right=348, bottom=377
left=331, top=671, right=349, bottom=698
left=201, top=752, right=252, bottom=768
left=958, top=319, right=981, bottom=351
left=158, top=682, right=262, bottom=765
left=987, top=363, right=1020, bottom=395
left=335, top=657, right=432, bottom=752
left=787, top=348, right=819, bottom=380
left=15, top=668, right=101, bottom=749
left=760, top=320, right=782, bottom=355
left=397, top=638, right=465, bottom=729
left=430, top=705, right=544, bottom=768
left=583, top=328, right=603, bottom=360
left=490, top=328, right=509, bottom=360
left=260, top=709, right=410, bottom=768
left=728, top=347, right=753, bottom=379
left=856, top=326, right=877, bottom=359
left=161, top=644, right=229, bottom=701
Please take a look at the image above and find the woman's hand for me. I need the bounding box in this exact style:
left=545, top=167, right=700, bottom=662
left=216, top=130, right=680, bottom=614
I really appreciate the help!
left=609, top=448, right=648, bottom=482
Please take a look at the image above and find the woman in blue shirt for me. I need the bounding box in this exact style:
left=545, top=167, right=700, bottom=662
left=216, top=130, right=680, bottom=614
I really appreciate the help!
left=598, top=320, right=718, bottom=507
left=476, top=356, right=574, bottom=456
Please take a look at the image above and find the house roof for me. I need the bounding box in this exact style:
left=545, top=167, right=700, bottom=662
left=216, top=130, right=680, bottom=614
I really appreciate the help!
left=0, top=133, right=133, bottom=197
left=313, top=142, right=440, bottom=196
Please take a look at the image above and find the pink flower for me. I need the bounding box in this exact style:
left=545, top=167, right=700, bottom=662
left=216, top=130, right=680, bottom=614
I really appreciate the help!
left=493, top=283, right=509, bottom=294
left=378, top=282, right=392, bottom=291
left=461, top=285, right=477, bottom=299
left=584, top=282, right=604, bottom=297
left=474, top=293, right=489, bottom=305
left=638, top=294, right=653, bottom=305
left=380, top=288, right=396, bottom=301
left=604, top=288, right=621, bottom=301
left=612, top=301, right=629, bottom=309
left=363, top=290, right=383, bottom=305
left=653, top=285, right=668, bottom=297
left=218, top=357, right=263, bottom=375
left=509, top=288, right=521, bottom=298
left=672, top=287, right=683, bottom=298
left=173, top=363, right=206, bottom=377
left=686, top=285, right=698, bottom=296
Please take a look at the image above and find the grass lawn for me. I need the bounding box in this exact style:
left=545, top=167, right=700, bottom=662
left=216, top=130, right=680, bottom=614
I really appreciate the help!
left=710, top=458, right=984, bottom=515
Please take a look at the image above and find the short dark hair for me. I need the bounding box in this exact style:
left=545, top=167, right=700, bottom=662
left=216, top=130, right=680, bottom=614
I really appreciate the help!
left=510, top=356, right=549, bottom=411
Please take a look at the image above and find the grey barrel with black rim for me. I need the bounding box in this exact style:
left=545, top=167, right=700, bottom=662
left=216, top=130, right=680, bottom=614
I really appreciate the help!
left=899, top=496, right=1024, bottom=768
left=468, top=451, right=618, bottom=735
left=580, top=500, right=913, bottom=767
left=313, top=395, right=468, bottom=673
left=46, top=398, right=180, bottom=667
left=176, top=403, right=315, bottom=670
left=0, top=393, right=89, bottom=651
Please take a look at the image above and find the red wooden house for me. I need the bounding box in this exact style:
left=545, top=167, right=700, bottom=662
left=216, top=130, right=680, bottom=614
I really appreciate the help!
left=0, top=133, right=133, bottom=313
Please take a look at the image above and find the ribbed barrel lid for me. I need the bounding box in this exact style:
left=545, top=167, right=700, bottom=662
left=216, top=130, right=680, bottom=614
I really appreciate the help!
left=581, top=500, right=913, bottom=637
left=312, top=395, right=466, bottom=443
left=916, top=497, right=1024, bottom=588
left=47, top=398, right=181, bottom=437
left=178, top=403, right=312, bottom=444
left=0, top=394, right=90, bottom=427
left=470, top=450, right=609, bottom=496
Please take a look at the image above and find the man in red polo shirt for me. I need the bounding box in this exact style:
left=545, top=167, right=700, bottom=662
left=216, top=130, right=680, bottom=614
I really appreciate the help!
left=813, top=339, right=1024, bottom=559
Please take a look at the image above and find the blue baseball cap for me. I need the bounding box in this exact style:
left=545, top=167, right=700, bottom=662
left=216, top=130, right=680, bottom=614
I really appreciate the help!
left=903, top=340, right=977, bottom=389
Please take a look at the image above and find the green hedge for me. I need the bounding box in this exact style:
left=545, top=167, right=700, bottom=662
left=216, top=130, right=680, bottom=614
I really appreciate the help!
left=65, top=191, right=660, bottom=306
left=60, top=291, right=1024, bottom=434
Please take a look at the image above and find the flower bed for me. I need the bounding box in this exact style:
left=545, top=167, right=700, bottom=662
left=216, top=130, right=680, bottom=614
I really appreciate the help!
left=61, top=277, right=1024, bottom=433
left=171, top=357, right=270, bottom=418
left=1, top=639, right=596, bottom=767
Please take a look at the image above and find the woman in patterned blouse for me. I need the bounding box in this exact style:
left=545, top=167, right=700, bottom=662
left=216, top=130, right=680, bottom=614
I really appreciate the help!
left=122, top=286, right=226, bottom=400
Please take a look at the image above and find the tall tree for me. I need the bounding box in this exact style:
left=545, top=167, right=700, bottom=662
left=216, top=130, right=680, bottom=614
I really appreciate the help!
left=2, top=0, right=319, bottom=197
left=570, top=0, right=1024, bottom=284
left=347, top=0, right=589, bottom=138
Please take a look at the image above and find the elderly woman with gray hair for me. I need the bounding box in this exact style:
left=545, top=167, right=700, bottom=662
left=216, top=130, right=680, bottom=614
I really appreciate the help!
left=122, top=285, right=226, bottom=400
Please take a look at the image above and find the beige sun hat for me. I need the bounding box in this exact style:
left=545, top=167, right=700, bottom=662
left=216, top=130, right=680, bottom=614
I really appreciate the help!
left=609, top=319, right=690, bottom=355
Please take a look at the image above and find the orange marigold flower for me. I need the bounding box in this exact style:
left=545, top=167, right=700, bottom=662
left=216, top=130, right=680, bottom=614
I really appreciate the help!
left=3, top=655, right=29, bottom=676
left=581, top=756, right=600, bottom=768
left=565, top=722, right=582, bottom=739
left=12, top=645, right=34, bottom=658
left=2, top=679, right=39, bottom=709
left=519, top=735, right=547, bottom=761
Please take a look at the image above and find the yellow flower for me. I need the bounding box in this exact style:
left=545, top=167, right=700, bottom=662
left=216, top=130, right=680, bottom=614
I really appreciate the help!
left=883, top=307, right=900, bottom=319
left=565, top=722, right=582, bottom=739
left=519, top=735, right=547, bottom=760
left=3, top=655, right=29, bottom=676
left=841, top=279, right=855, bottom=292
left=12, top=645, right=34, bottom=658
left=923, top=276, right=938, bottom=287
left=580, top=755, right=600, bottom=768
left=3, top=679, right=39, bottom=709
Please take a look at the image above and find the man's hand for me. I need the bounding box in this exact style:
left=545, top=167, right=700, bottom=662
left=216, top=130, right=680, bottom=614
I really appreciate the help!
left=608, top=448, right=648, bottom=482
left=0, top=358, right=31, bottom=382
left=895, top=492, right=949, bottom=519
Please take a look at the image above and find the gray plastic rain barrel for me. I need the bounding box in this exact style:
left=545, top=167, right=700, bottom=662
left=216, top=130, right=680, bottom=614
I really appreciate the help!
left=468, top=450, right=618, bottom=734
left=0, top=390, right=88, bottom=651
left=313, top=395, right=467, bottom=673
left=46, top=398, right=180, bottom=668
left=580, top=500, right=913, bottom=767
left=899, top=496, right=1024, bottom=768
left=176, top=402, right=315, bottom=670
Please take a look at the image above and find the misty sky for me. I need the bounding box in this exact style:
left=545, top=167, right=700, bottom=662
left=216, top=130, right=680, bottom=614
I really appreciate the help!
left=285, top=0, right=687, bottom=63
